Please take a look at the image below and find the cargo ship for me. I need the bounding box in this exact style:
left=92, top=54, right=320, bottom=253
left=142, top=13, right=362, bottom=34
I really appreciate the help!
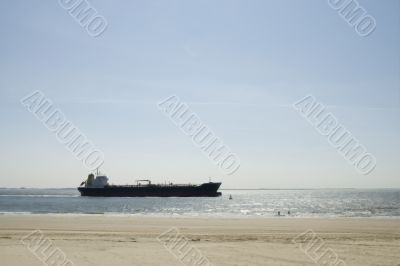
left=78, top=173, right=222, bottom=197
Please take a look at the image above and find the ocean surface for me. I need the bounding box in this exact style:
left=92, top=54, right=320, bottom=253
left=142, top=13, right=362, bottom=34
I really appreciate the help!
left=0, top=188, right=399, bottom=218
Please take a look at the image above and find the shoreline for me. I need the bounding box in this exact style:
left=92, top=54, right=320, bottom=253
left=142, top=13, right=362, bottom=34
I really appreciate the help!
left=1, top=212, right=400, bottom=219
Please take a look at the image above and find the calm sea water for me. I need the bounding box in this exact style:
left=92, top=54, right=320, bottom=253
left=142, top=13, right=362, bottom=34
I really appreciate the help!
left=0, top=188, right=399, bottom=218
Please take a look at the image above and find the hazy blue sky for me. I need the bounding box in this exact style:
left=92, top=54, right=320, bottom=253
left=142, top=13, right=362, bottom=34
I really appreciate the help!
left=0, top=0, right=399, bottom=188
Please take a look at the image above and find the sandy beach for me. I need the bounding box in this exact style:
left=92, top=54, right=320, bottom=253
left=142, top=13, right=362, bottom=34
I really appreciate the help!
left=0, top=215, right=399, bottom=266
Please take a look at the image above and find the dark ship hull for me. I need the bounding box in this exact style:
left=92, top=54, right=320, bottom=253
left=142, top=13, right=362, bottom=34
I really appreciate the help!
left=78, top=182, right=222, bottom=197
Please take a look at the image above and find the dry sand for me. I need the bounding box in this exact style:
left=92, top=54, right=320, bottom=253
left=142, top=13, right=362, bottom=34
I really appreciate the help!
left=0, top=215, right=399, bottom=266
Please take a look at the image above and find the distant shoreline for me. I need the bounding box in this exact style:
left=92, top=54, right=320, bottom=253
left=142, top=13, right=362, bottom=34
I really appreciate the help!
left=1, top=187, right=400, bottom=190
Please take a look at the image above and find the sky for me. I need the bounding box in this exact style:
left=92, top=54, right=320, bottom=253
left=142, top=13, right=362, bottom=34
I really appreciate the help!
left=0, top=0, right=399, bottom=188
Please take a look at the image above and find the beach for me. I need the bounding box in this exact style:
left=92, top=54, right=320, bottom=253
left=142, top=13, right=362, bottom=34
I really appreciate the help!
left=0, top=215, right=399, bottom=266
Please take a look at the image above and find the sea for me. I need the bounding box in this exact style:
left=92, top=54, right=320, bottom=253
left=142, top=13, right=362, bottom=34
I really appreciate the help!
left=0, top=188, right=399, bottom=218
